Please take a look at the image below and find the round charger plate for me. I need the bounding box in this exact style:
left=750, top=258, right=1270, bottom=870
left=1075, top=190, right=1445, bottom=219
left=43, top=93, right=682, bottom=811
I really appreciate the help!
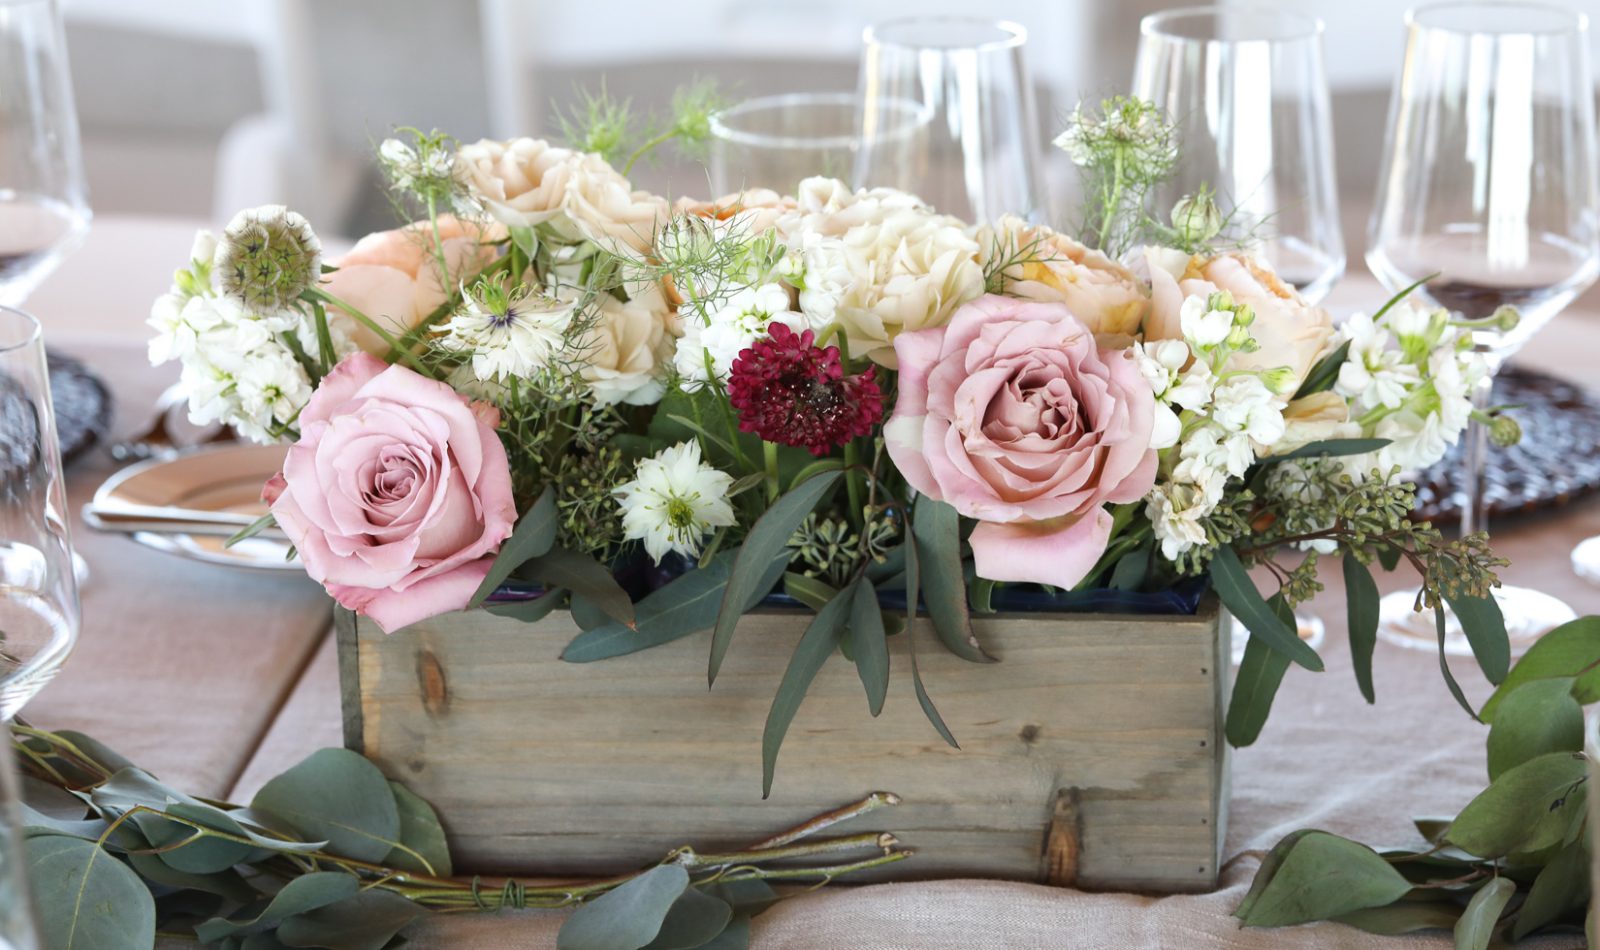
left=1411, top=366, right=1600, bottom=524
left=48, top=351, right=112, bottom=465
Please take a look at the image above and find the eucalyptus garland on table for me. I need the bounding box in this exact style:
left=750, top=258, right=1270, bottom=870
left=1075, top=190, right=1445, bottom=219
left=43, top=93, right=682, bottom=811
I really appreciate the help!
left=1239, top=615, right=1600, bottom=947
left=10, top=725, right=907, bottom=950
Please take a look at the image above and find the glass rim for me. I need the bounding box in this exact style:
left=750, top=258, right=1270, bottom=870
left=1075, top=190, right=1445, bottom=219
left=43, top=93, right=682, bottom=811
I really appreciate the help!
left=1141, top=5, right=1325, bottom=43
left=708, top=92, right=930, bottom=150
left=0, top=306, right=42, bottom=355
left=1406, top=1, right=1588, bottom=35
left=862, top=16, right=1028, bottom=52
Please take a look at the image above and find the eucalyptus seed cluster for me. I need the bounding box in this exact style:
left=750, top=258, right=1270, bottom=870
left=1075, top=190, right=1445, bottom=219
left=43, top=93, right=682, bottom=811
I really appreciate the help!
left=788, top=507, right=901, bottom=588
left=551, top=443, right=632, bottom=561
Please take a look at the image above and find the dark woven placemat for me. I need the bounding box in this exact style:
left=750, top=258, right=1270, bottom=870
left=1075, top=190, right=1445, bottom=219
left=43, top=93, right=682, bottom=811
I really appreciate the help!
left=47, top=351, right=112, bottom=466
left=1412, top=366, right=1600, bottom=524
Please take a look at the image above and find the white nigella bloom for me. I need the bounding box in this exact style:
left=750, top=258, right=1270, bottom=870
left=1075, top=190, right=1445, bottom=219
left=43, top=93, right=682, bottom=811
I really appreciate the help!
left=438, top=279, right=576, bottom=383
left=1336, top=312, right=1420, bottom=411
left=614, top=441, right=737, bottom=563
left=1179, top=295, right=1235, bottom=349
left=213, top=205, right=322, bottom=312
left=673, top=283, right=802, bottom=388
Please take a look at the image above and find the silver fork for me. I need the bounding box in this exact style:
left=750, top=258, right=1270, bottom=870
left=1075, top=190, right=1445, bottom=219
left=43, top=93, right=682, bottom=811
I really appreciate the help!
left=108, top=383, right=228, bottom=462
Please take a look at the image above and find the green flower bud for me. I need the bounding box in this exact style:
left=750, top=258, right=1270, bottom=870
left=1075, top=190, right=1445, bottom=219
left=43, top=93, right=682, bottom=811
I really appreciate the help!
left=1225, top=324, right=1255, bottom=350
left=1490, top=305, right=1521, bottom=333
left=1260, top=366, right=1300, bottom=395
left=1234, top=303, right=1256, bottom=327
left=1489, top=413, right=1522, bottom=448
left=1171, top=192, right=1223, bottom=246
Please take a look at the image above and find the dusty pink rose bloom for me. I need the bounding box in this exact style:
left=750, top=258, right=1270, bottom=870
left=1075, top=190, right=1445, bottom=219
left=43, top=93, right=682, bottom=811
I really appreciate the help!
left=885, top=295, right=1159, bottom=589
left=321, top=215, right=501, bottom=354
left=265, top=352, right=517, bottom=632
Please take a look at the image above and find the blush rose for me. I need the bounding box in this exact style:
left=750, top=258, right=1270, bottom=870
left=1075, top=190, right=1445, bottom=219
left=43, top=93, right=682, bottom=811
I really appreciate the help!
left=885, top=294, right=1159, bottom=589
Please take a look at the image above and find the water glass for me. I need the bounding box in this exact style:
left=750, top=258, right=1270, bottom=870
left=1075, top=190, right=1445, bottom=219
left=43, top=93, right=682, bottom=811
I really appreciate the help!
left=0, top=741, right=37, bottom=950
left=707, top=92, right=929, bottom=196
left=0, top=0, right=89, bottom=307
left=857, top=17, right=1046, bottom=222
left=1132, top=6, right=1344, bottom=303
left=0, top=307, right=77, bottom=716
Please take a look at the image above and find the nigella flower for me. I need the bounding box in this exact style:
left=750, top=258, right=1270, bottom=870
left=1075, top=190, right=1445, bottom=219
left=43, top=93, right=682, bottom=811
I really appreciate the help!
left=614, top=441, right=736, bottom=563
left=438, top=276, right=576, bottom=383
left=727, top=323, right=883, bottom=456
left=214, top=205, right=323, bottom=312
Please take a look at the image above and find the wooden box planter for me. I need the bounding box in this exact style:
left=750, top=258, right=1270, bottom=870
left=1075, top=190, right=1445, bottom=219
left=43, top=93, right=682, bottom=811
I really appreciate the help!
left=336, top=597, right=1232, bottom=894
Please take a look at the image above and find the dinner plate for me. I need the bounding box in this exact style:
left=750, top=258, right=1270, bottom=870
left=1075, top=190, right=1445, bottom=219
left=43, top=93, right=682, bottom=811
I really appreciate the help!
left=84, top=442, right=300, bottom=572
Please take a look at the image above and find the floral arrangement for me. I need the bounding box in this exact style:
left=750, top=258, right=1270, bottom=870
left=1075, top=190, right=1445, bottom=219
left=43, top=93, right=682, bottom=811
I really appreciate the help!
left=11, top=723, right=904, bottom=949
left=1240, top=615, right=1599, bottom=945
left=148, top=92, right=1518, bottom=792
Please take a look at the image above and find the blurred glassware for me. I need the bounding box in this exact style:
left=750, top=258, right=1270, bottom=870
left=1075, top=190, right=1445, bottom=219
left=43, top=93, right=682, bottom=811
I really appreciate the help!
left=1132, top=5, right=1344, bottom=303
left=0, top=0, right=89, bottom=308
left=706, top=92, right=929, bottom=196
left=0, top=307, right=78, bottom=717
left=0, top=741, right=38, bottom=950
left=857, top=17, right=1045, bottom=222
left=1368, top=1, right=1597, bottom=651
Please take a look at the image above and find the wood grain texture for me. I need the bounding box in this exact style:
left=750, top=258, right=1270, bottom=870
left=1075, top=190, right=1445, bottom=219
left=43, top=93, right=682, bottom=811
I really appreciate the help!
left=339, top=600, right=1230, bottom=893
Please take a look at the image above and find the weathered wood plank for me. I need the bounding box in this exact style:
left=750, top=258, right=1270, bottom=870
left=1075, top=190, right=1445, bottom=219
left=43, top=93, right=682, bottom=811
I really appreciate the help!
left=344, top=600, right=1229, bottom=893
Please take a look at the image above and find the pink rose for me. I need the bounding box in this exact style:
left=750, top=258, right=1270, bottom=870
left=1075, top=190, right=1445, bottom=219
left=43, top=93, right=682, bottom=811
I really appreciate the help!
left=266, top=352, right=517, bottom=632
left=321, top=215, right=502, bottom=355
left=885, top=295, right=1159, bottom=589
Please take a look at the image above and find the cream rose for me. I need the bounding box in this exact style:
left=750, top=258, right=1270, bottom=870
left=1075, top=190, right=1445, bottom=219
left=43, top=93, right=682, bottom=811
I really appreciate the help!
left=1268, top=390, right=1362, bottom=456
left=1146, top=251, right=1336, bottom=389
left=577, top=284, right=678, bottom=406
left=457, top=137, right=668, bottom=255
left=978, top=215, right=1150, bottom=337
left=674, top=189, right=795, bottom=235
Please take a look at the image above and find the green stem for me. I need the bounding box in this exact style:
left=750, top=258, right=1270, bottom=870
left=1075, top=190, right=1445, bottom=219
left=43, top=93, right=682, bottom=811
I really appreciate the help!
left=844, top=440, right=863, bottom=522
left=425, top=194, right=449, bottom=282
left=764, top=440, right=780, bottom=503
left=1099, top=147, right=1125, bottom=253
left=623, top=130, right=678, bottom=176
left=304, top=287, right=437, bottom=378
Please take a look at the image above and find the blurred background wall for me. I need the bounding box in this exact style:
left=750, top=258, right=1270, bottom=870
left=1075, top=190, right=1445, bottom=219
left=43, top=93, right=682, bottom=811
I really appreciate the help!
left=58, top=0, right=1600, bottom=261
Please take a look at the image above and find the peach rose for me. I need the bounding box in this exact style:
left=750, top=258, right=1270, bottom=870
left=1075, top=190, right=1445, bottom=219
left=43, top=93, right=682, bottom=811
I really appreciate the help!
left=885, top=294, right=1159, bottom=589
left=322, top=215, right=500, bottom=355
left=1145, top=251, right=1336, bottom=389
left=577, top=284, right=678, bottom=406
left=674, top=189, right=796, bottom=235
left=979, top=216, right=1150, bottom=338
left=456, top=137, right=668, bottom=255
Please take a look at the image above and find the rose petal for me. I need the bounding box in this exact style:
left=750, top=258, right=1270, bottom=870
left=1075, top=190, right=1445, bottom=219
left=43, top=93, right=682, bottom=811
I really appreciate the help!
left=969, top=508, right=1113, bottom=590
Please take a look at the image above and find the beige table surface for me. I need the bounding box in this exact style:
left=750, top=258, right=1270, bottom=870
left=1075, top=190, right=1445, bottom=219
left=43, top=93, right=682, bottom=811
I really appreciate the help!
left=24, top=216, right=1600, bottom=948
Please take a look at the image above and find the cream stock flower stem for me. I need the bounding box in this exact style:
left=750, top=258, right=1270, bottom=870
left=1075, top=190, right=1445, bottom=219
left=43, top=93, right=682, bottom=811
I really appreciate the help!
left=301, top=287, right=438, bottom=378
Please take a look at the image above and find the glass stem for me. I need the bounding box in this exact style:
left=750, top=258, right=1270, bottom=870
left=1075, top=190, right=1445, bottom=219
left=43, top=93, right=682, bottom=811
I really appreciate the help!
left=1460, top=362, right=1493, bottom=539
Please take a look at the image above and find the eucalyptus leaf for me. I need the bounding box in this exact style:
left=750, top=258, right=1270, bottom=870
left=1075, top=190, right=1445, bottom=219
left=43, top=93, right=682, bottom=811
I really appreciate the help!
left=1209, top=547, right=1322, bottom=671
left=911, top=495, right=991, bottom=663
left=250, top=749, right=401, bottom=864
left=1291, top=339, right=1351, bottom=399
left=710, top=470, right=840, bottom=686
left=52, top=729, right=137, bottom=777
left=904, top=517, right=959, bottom=749
left=1226, top=632, right=1292, bottom=747
left=557, top=864, right=690, bottom=950
left=1235, top=831, right=1412, bottom=927
left=27, top=832, right=157, bottom=950
left=694, top=916, right=750, bottom=950
left=468, top=486, right=557, bottom=608
left=1234, top=828, right=1317, bottom=921
left=569, top=593, right=612, bottom=631
left=1259, top=438, right=1390, bottom=464
left=1480, top=616, right=1600, bottom=721
left=19, top=803, right=110, bottom=842
left=521, top=547, right=635, bottom=628
left=1513, top=838, right=1588, bottom=938
left=194, top=872, right=359, bottom=942
left=1343, top=556, right=1378, bottom=704
left=1485, top=678, right=1583, bottom=781
left=1453, top=876, right=1515, bottom=950
left=276, top=887, right=426, bottom=950
left=1332, top=904, right=1460, bottom=935
left=849, top=579, right=889, bottom=717
left=1109, top=545, right=1149, bottom=591
left=1436, top=607, right=1476, bottom=718
left=782, top=573, right=835, bottom=612
left=703, top=879, right=778, bottom=916
left=763, top=582, right=853, bottom=797
left=126, top=851, right=257, bottom=904
left=1376, top=543, right=1402, bottom=573
left=141, top=801, right=259, bottom=874
left=386, top=781, right=451, bottom=877
left=640, top=887, right=733, bottom=950
left=486, top=588, right=566, bottom=623
left=562, top=550, right=788, bottom=662
left=1445, top=592, right=1509, bottom=685
left=1446, top=752, right=1587, bottom=858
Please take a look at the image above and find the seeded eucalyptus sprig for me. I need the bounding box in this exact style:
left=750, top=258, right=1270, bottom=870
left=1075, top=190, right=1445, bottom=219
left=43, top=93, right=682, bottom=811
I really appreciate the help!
left=11, top=723, right=911, bottom=950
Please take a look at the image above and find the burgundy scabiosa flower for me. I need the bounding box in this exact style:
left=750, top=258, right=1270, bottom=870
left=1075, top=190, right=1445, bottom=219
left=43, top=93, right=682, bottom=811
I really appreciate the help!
left=728, top=323, right=884, bottom=456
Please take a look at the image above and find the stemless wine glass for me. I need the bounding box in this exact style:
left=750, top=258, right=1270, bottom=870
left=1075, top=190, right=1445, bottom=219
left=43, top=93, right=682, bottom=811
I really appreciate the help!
left=1368, top=1, right=1599, bottom=649
left=1132, top=6, right=1344, bottom=303
left=0, top=0, right=89, bottom=307
left=857, top=17, right=1045, bottom=222
left=706, top=92, right=930, bottom=196
left=0, top=307, right=78, bottom=716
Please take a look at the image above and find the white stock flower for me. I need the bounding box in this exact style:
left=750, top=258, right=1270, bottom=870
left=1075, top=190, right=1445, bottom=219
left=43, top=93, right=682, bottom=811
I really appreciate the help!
left=1147, top=481, right=1221, bottom=560
left=1336, top=312, right=1419, bottom=411
left=438, top=286, right=576, bottom=383
left=614, top=441, right=737, bottom=563
left=1178, top=296, right=1233, bottom=349
left=1210, top=375, right=1286, bottom=447
left=1374, top=409, right=1450, bottom=475
left=1177, top=425, right=1253, bottom=481
left=672, top=283, right=802, bottom=388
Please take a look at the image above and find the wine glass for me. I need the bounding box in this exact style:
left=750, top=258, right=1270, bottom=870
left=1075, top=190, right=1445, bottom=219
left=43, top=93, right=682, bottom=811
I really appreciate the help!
left=0, top=0, right=89, bottom=308
left=1132, top=6, right=1344, bottom=303
left=706, top=92, right=930, bottom=196
left=0, top=307, right=78, bottom=716
left=0, top=742, right=39, bottom=949
left=1368, top=2, right=1598, bottom=650
left=857, top=17, right=1046, bottom=222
